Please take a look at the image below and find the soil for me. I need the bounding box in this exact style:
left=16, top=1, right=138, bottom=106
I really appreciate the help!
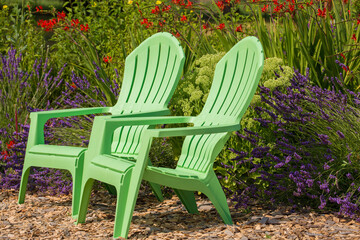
left=1, top=189, right=360, bottom=239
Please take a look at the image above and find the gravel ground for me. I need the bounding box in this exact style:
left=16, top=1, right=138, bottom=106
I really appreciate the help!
left=1, top=189, right=360, bottom=239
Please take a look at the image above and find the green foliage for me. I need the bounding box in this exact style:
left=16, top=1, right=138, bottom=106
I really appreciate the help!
left=253, top=1, right=360, bottom=91
left=0, top=3, right=46, bottom=71
left=170, top=52, right=225, bottom=116
left=354, top=0, right=360, bottom=15
left=260, top=58, right=293, bottom=91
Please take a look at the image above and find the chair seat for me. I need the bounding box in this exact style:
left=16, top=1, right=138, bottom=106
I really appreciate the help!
left=91, top=154, right=135, bottom=174
left=146, top=166, right=199, bottom=179
left=29, top=144, right=86, bottom=157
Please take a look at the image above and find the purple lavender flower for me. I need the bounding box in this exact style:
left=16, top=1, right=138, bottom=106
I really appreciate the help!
left=318, top=134, right=332, bottom=145
left=323, top=163, right=330, bottom=170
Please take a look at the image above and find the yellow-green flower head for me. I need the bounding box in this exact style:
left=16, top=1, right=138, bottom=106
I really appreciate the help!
left=3, top=5, right=8, bottom=9
left=156, top=1, right=162, bottom=4
left=91, top=2, right=97, bottom=7
left=128, top=0, right=133, bottom=4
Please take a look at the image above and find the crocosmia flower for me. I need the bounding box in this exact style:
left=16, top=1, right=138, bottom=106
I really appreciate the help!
left=217, top=23, right=225, bottom=30
left=103, top=56, right=112, bottom=63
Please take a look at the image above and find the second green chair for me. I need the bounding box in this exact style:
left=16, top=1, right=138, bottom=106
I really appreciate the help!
left=75, top=36, right=264, bottom=238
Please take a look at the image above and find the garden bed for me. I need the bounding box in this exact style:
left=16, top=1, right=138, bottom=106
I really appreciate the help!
left=1, top=189, right=360, bottom=239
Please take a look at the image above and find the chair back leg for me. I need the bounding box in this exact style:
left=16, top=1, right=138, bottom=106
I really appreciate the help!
left=174, top=189, right=199, bottom=214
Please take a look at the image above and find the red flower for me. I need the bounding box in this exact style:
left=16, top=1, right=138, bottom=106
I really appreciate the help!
left=351, top=34, right=357, bottom=42
left=186, top=1, right=193, bottom=8
left=261, top=4, right=269, bottom=12
left=158, top=20, right=166, bottom=26
left=173, top=32, right=180, bottom=37
left=71, top=82, right=77, bottom=89
left=57, top=11, right=66, bottom=22
left=103, top=56, right=112, bottom=63
left=202, top=24, right=208, bottom=29
left=6, top=141, right=15, bottom=149
left=80, top=24, right=89, bottom=32
left=288, top=4, right=295, bottom=12
left=217, top=23, right=225, bottom=30
left=71, top=19, right=80, bottom=27
left=340, top=53, right=346, bottom=60
left=181, top=15, right=187, bottom=22
left=306, top=0, right=313, bottom=6
left=151, top=6, right=160, bottom=14
left=141, top=18, right=148, bottom=25
left=141, top=18, right=153, bottom=28
left=36, top=6, right=43, bottom=12
left=235, top=24, right=242, bottom=32
left=37, top=19, right=57, bottom=31
left=27, top=5, right=31, bottom=11
left=274, top=5, right=282, bottom=13
left=162, top=5, right=171, bottom=11
left=317, top=8, right=326, bottom=18
left=216, top=1, right=224, bottom=11
left=1, top=150, right=9, bottom=160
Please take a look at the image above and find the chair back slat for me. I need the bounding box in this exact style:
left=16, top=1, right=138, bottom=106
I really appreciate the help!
left=110, top=33, right=185, bottom=155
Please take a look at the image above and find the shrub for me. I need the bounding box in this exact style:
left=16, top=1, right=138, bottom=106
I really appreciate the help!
left=225, top=69, right=360, bottom=219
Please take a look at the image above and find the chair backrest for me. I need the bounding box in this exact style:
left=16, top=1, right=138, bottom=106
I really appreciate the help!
left=177, top=37, right=264, bottom=173
left=110, top=32, right=185, bottom=155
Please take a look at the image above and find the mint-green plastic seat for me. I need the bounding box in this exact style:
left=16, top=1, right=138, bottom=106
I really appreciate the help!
left=75, top=37, right=264, bottom=238
left=17, top=32, right=185, bottom=218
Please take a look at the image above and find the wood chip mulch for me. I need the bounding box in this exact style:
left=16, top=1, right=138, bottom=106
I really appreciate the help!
left=1, top=189, right=360, bottom=239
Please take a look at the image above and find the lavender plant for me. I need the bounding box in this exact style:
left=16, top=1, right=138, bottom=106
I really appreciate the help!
left=0, top=47, right=73, bottom=193
left=222, top=69, right=360, bottom=219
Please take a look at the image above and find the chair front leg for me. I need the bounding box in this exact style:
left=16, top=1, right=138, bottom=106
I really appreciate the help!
left=18, top=164, right=31, bottom=204
left=76, top=178, right=95, bottom=223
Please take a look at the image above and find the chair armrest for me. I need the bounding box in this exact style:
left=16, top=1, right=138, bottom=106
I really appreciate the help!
left=27, top=107, right=111, bottom=148
left=30, top=107, right=111, bottom=120
left=109, top=109, right=170, bottom=118
left=144, top=124, right=241, bottom=138
left=86, top=116, right=194, bottom=156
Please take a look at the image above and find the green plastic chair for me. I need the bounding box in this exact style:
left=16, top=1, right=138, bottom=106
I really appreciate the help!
left=17, top=32, right=185, bottom=218
left=75, top=36, right=264, bottom=238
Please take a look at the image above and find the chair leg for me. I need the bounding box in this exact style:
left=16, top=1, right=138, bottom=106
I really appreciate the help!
left=113, top=171, right=133, bottom=239
left=148, top=182, right=164, bottom=202
left=76, top=178, right=94, bottom=224
left=71, top=164, right=83, bottom=218
left=18, top=165, right=31, bottom=204
left=174, top=189, right=198, bottom=214
left=203, top=176, right=233, bottom=225
left=147, top=159, right=163, bottom=202
left=113, top=136, right=154, bottom=239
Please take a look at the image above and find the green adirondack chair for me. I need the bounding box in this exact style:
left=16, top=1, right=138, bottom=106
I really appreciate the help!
left=75, top=36, right=264, bottom=238
left=17, top=32, right=185, bottom=218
